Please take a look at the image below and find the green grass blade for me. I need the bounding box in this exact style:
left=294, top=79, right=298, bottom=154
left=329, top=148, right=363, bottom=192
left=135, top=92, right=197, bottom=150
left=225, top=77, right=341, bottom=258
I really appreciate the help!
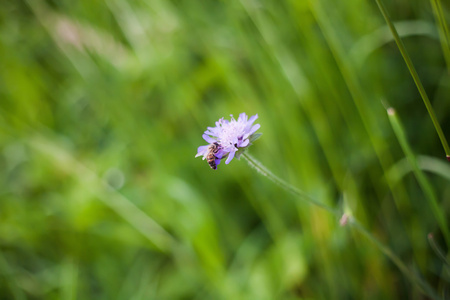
left=375, top=0, right=450, bottom=160
left=348, top=217, right=440, bottom=300
left=430, top=0, right=450, bottom=73
left=387, top=107, right=450, bottom=247
left=244, top=152, right=440, bottom=300
left=428, top=233, right=450, bottom=269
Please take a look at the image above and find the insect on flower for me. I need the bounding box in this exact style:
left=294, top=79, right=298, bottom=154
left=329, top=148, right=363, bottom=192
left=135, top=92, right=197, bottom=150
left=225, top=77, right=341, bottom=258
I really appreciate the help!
left=206, top=142, right=221, bottom=170
left=195, top=112, right=261, bottom=170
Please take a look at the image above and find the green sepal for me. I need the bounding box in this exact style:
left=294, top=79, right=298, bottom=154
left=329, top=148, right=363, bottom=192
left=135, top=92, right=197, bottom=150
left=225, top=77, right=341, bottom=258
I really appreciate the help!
left=249, top=133, right=262, bottom=143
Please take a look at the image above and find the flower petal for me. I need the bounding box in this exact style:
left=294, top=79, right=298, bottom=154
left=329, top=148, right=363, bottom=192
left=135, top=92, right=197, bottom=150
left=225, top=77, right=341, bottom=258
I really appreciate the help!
left=196, top=112, right=260, bottom=169
left=195, top=145, right=209, bottom=158
left=238, top=139, right=249, bottom=147
left=215, top=149, right=225, bottom=159
left=248, top=114, right=258, bottom=123
left=238, top=112, right=247, bottom=123
left=205, top=127, right=220, bottom=136
left=225, top=150, right=235, bottom=164
left=202, top=134, right=217, bottom=144
left=247, top=124, right=260, bottom=136
left=244, top=114, right=258, bottom=131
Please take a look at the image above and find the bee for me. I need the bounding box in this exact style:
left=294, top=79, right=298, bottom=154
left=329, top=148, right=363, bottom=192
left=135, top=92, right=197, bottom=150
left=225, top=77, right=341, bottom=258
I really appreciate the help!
left=206, top=142, right=221, bottom=170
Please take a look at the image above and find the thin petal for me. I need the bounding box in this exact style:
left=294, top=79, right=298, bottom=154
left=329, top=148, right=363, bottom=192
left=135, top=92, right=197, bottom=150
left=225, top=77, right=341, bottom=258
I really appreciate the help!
left=245, top=114, right=258, bottom=131
left=205, top=127, right=220, bottom=136
left=207, top=126, right=219, bottom=132
left=247, top=124, right=260, bottom=136
left=248, top=114, right=258, bottom=124
left=215, top=149, right=225, bottom=159
left=238, top=139, right=249, bottom=148
left=238, top=112, right=247, bottom=123
left=225, top=150, right=235, bottom=164
left=195, top=145, right=209, bottom=158
left=202, top=134, right=217, bottom=144
left=215, top=158, right=221, bottom=166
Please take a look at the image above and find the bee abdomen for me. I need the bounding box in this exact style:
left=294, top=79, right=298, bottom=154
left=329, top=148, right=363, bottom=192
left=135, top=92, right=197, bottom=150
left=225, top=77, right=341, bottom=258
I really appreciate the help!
left=207, top=153, right=217, bottom=169
left=206, top=142, right=220, bottom=170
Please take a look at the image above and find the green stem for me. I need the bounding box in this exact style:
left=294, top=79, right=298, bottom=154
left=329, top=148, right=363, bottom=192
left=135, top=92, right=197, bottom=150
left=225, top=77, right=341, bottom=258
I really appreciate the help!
left=241, top=152, right=337, bottom=215
left=387, top=107, right=450, bottom=247
left=242, top=152, right=440, bottom=300
left=349, top=218, right=440, bottom=299
left=430, top=0, right=450, bottom=73
left=374, top=0, right=450, bottom=160
left=427, top=233, right=450, bottom=269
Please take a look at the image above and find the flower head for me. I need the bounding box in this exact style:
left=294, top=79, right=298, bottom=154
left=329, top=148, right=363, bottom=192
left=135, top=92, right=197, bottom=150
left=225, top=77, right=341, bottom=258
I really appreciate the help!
left=195, top=112, right=261, bottom=169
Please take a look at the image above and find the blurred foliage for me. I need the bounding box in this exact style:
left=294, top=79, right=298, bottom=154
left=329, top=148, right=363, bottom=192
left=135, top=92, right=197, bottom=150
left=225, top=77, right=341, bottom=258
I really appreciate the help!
left=1, top=0, right=449, bottom=299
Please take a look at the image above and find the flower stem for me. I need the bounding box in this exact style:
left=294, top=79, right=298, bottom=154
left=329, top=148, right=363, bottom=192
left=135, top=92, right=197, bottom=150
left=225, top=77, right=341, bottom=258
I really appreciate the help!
left=242, top=152, right=440, bottom=300
left=241, top=152, right=337, bottom=215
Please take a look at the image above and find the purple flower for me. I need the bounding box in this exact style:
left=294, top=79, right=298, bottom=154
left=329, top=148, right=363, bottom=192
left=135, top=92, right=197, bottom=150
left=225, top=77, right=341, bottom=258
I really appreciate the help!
left=195, top=113, right=261, bottom=169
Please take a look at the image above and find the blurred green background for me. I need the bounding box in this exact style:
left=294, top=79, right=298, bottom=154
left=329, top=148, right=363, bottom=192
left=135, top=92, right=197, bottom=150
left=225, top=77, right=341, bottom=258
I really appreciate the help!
left=1, top=0, right=449, bottom=299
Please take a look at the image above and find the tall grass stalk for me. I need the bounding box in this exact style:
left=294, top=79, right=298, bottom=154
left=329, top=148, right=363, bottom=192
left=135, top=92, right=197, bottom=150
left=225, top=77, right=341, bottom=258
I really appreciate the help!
left=386, top=107, right=450, bottom=247
left=374, top=0, right=450, bottom=160
left=349, top=219, right=440, bottom=300
left=429, top=0, right=450, bottom=73
left=307, top=0, right=405, bottom=201
left=241, top=152, right=440, bottom=300
left=428, top=233, right=450, bottom=268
